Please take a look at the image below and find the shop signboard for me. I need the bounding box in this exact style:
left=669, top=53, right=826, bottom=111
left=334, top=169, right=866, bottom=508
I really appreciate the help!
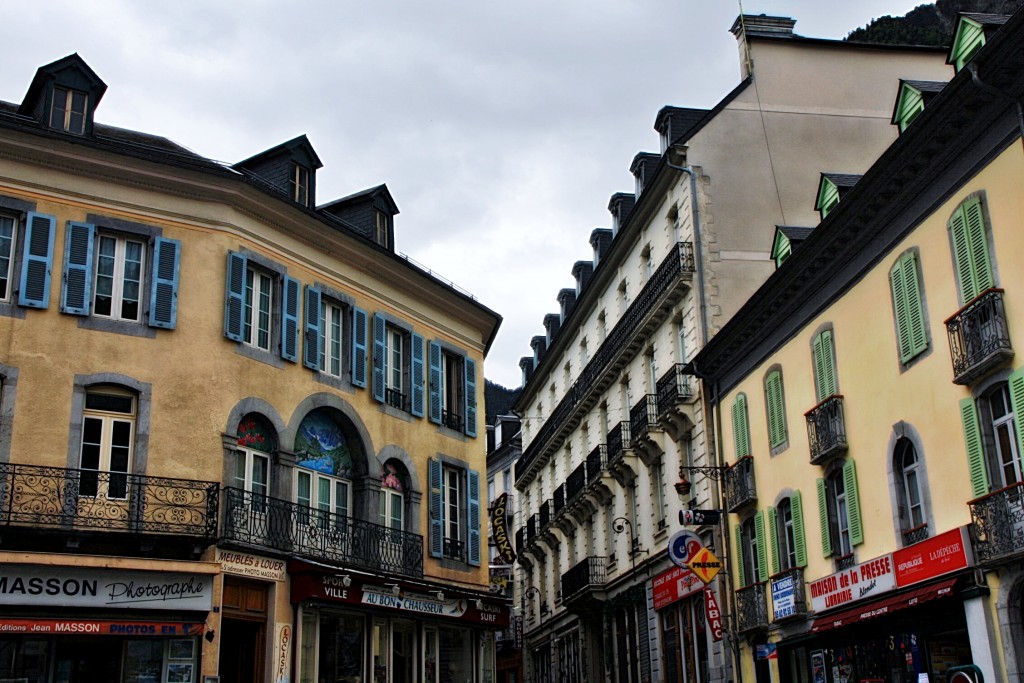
left=0, top=618, right=203, bottom=636
left=274, top=623, right=291, bottom=683
left=704, top=588, right=723, bottom=642
left=893, top=526, right=972, bottom=588
left=687, top=546, right=722, bottom=584
left=771, top=572, right=797, bottom=620
left=490, top=493, right=516, bottom=564
left=0, top=565, right=213, bottom=611
left=217, top=550, right=286, bottom=582
left=652, top=565, right=703, bottom=610
left=808, top=555, right=896, bottom=613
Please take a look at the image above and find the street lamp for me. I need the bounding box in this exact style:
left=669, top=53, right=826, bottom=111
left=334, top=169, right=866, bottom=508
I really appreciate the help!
left=522, top=585, right=542, bottom=620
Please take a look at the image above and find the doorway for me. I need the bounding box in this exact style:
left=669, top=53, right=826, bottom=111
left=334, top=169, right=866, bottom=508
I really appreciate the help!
left=53, top=638, right=120, bottom=683
left=219, top=577, right=269, bottom=683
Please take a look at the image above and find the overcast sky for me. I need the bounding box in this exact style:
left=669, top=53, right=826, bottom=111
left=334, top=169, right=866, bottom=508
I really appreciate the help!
left=1, top=0, right=924, bottom=388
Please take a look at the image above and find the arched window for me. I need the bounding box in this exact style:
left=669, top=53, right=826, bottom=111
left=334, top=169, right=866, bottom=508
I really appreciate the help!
left=380, top=460, right=406, bottom=531
left=294, top=409, right=356, bottom=524
left=235, top=413, right=275, bottom=508
left=895, top=438, right=927, bottom=544
left=79, top=385, right=136, bottom=499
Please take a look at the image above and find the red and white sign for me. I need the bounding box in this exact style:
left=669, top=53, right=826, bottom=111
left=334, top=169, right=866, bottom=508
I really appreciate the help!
left=809, top=554, right=896, bottom=613
left=652, top=565, right=703, bottom=610
left=893, top=527, right=972, bottom=588
left=704, top=588, right=723, bottom=642
left=0, top=618, right=203, bottom=636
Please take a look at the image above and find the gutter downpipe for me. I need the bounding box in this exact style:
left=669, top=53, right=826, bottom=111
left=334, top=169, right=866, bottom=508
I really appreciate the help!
left=667, top=153, right=741, bottom=683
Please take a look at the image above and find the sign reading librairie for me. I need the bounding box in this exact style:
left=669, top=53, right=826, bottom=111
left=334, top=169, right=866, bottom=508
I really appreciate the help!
left=0, top=565, right=213, bottom=611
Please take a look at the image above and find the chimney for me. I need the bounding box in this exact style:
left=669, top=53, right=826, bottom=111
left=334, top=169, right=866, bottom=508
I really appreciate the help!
left=543, top=314, right=561, bottom=345
left=572, top=261, right=594, bottom=294
left=730, top=15, right=796, bottom=79
left=557, top=289, right=577, bottom=322
left=590, top=229, right=613, bottom=266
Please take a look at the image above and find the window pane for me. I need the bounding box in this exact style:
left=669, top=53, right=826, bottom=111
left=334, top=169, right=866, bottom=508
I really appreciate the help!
left=95, top=235, right=116, bottom=316
left=244, top=269, right=255, bottom=342
left=252, top=454, right=269, bottom=496
left=50, top=87, right=68, bottom=129
left=85, top=392, right=134, bottom=414
left=0, top=216, right=14, bottom=300
left=120, top=240, right=143, bottom=320
left=330, top=307, right=342, bottom=376
left=318, top=478, right=331, bottom=512
left=80, top=418, right=102, bottom=470
left=257, top=274, right=272, bottom=350
left=235, top=452, right=247, bottom=489
left=297, top=471, right=311, bottom=507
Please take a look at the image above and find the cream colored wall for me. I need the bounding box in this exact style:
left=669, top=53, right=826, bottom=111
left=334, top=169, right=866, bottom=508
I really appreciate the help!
left=0, top=149, right=493, bottom=589
left=719, top=142, right=1024, bottom=593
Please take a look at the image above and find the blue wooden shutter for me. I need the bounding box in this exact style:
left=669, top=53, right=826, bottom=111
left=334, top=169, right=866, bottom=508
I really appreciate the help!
left=223, top=251, right=247, bottom=341
left=148, top=237, right=180, bottom=329
left=428, top=341, right=442, bottom=424
left=464, top=356, right=477, bottom=437
left=411, top=333, right=425, bottom=417
left=18, top=212, right=56, bottom=309
left=372, top=314, right=386, bottom=402
left=960, top=397, right=989, bottom=498
left=844, top=459, right=863, bottom=546
left=351, top=307, right=368, bottom=388
left=816, top=478, right=832, bottom=558
left=792, top=490, right=807, bottom=568
left=60, top=221, right=94, bottom=315
left=468, top=469, right=481, bottom=566
left=281, top=275, right=300, bottom=362
left=303, top=286, right=321, bottom=370
left=428, top=458, right=443, bottom=558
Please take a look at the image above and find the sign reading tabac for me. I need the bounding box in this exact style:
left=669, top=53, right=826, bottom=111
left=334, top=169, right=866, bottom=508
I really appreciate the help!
left=490, top=493, right=516, bottom=564
left=687, top=547, right=722, bottom=584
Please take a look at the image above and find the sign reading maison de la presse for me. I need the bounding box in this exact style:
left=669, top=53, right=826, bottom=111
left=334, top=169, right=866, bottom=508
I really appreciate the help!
left=0, top=565, right=213, bottom=612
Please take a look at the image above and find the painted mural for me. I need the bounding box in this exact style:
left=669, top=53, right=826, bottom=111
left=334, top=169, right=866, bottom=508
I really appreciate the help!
left=381, top=462, right=404, bottom=492
left=295, top=409, right=353, bottom=477
left=237, top=414, right=274, bottom=453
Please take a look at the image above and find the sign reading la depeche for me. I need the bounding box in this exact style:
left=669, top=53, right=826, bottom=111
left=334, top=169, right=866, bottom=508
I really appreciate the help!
left=0, top=565, right=213, bottom=611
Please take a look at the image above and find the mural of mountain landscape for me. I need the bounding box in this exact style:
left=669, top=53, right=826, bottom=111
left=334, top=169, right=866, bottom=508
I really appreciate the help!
left=295, top=409, right=354, bottom=477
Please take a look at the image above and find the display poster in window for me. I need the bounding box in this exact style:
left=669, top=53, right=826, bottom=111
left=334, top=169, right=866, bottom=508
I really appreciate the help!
left=811, top=650, right=826, bottom=683
left=771, top=572, right=797, bottom=621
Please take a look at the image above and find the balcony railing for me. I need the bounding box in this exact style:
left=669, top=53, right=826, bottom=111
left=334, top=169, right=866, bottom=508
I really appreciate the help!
left=222, top=487, right=423, bottom=578
left=735, top=582, right=769, bottom=633
left=567, top=462, right=586, bottom=502
left=723, top=456, right=756, bottom=512
left=561, top=556, right=608, bottom=602
left=385, top=388, right=406, bottom=411
left=0, top=463, right=218, bottom=539
left=806, top=395, right=847, bottom=465
left=835, top=553, right=856, bottom=570
left=586, top=445, right=607, bottom=484
left=770, top=567, right=806, bottom=622
left=657, top=364, right=693, bottom=415
left=516, top=242, right=696, bottom=483
left=946, top=289, right=1013, bottom=385
left=902, top=523, right=929, bottom=546
left=553, top=484, right=565, bottom=515
left=442, top=409, right=463, bottom=432
left=606, top=422, right=632, bottom=468
left=443, top=537, right=465, bottom=561
left=969, top=482, right=1024, bottom=564
left=630, top=394, right=659, bottom=443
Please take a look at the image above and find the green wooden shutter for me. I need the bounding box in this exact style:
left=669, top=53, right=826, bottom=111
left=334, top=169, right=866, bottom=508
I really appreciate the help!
left=411, top=333, right=425, bottom=417
left=428, top=458, right=443, bottom=558
left=281, top=275, right=300, bottom=362
left=813, top=331, right=836, bottom=401
left=467, top=469, right=481, bottom=566
left=766, top=372, right=786, bottom=448
left=951, top=198, right=994, bottom=303
left=844, top=459, right=864, bottom=546
left=732, top=393, right=750, bottom=457
left=60, top=221, right=95, bottom=315
left=816, top=478, right=832, bottom=558
left=792, top=491, right=807, bottom=568
left=891, top=254, right=928, bottom=363
left=19, top=212, right=56, bottom=309
left=767, top=506, right=780, bottom=576
left=960, top=397, right=989, bottom=497
left=734, top=524, right=746, bottom=587
left=148, top=237, right=180, bottom=329
left=303, top=286, right=321, bottom=370
left=351, top=307, right=368, bottom=388
left=754, top=511, right=767, bottom=583
left=1007, top=367, right=1024, bottom=480
left=371, top=314, right=386, bottom=402
left=223, top=251, right=246, bottom=341
left=428, top=341, right=442, bottom=425
left=464, top=357, right=477, bottom=437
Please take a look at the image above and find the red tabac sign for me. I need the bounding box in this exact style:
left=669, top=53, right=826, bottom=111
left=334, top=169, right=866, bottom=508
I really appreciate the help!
left=652, top=565, right=703, bottom=610
left=893, top=526, right=971, bottom=588
left=704, top=588, right=724, bottom=642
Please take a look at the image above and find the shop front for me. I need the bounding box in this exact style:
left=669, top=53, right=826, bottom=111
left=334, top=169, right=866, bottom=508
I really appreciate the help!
left=652, top=565, right=719, bottom=683
left=289, top=560, right=508, bottom=683
left=0, top=557, right=217, bottom=683
left=776, top=527, right=980, bottom=683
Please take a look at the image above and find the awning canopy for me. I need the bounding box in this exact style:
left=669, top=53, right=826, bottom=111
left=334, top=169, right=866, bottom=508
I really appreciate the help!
left=810, top=577, right=958, bottom=633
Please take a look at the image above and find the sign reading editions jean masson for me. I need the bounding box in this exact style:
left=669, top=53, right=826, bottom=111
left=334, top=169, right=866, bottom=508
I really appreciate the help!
left=0, top=565, right=213, bottom=611
left=807, top=526, right=971, bottom=613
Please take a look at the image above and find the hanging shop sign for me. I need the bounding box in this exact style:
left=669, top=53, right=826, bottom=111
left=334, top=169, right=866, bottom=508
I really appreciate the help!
left=892, top=526, right=972, bottom=588
left=704, top=587, right=724, bottom=642
left=0, top=565, right=213, bottom=611
left=0, top=618, right=204, bottom=636
left=490, top=493, right=517, bottom=564
left=667, top=530, right=703, bottom=569
left=652, top=565, right=703, bottom=610
left=274, top=623, right=291, bottom=683
left=217, top=550, right=286, bottom=582
left=514, top=615, right=524, bottom=649
left=678, top=509, right=721, bottom=526
left=686, top=546, right=722, bottom=584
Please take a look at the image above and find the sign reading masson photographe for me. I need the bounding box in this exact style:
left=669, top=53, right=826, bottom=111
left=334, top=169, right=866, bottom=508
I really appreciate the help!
left=0, top=565, right=213, bottom=611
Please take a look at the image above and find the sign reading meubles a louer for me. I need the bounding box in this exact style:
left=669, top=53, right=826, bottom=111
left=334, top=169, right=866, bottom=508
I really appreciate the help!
left=0, top=565, right=213, bottom=611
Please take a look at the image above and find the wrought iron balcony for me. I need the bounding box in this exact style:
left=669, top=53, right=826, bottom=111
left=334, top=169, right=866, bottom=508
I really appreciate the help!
left=443, top=537, right=465, bottom=561
left=946, top=289, right=1013, bottom=385
left=539, top=500, right=551, bottom=528
left=222, top=487, right=423, bottom=578
left=770, top=567, right=806, bottom=622
left=553, top=484, right=565, bottom=515
left=0, top=462, right=218, bottom=539
left=657, top=363, right=693, bottom=414
left=566, top=462, right=586, bottom=502
left=630, top=394, right=659, bottom=444
left=515, top=242, right=696, bottom=484
left=902, top=523, right=929, bottom=546
left=723, top=456, right=756, bottom=512
left=806, top=395, right=848, bottom=465
left=586, top=445, right=607, bottom=484
left=606, top=422, right=632, bottom=468
left=385, top=388, right=406, bottom=411
left=561, top=555, right=608, bottom=603
left=969, top=482, right=1024, bottom=564
left=835, top=553, right=856, bottom=570
left=442, top=409, right=463, bottom=432
left=735, top=582, right=769, bottom=633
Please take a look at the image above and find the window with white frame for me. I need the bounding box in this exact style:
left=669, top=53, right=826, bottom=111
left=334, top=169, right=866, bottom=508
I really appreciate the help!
left=0, top=214, right=15, bottom=301
left=291, top=163, right=310, bottom=205
left=79, top=387, right=135, bottom=499
left=235, top=414, right=274, bottom=514
left=93, top=233, right=145, bottom=322
left=386, top=326, right=405, bottom=408
left=296, top=469, right=350, bottom=528
left=441, top=350, right=465, bottom=431
left=443, top=464, right=464, bottom=559
left=244, top=266, right=273, bottom=352
left=429, top=458, right=480, bottom=565
left=375, top=211, right=389, bottom=249
left=895, top=438, right=927, bottom=542
left=50, top=86, right=87, bottom=134
left=380, top=461, right=405, bottom=532
left=319, top=298, right=345, bottom=378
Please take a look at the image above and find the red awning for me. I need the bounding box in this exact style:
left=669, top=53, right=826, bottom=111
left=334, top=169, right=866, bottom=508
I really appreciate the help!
left=810, top=577, right=958, bottom=633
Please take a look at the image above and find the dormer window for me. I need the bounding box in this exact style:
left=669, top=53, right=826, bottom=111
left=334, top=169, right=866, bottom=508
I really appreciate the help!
left=50, top=86, right=88, bottom=134
left=291, top=163, right=310, bottom=205
left=815, top=174, right=860, bottom=221
left=892, top=81, right=946, bottom=134
left=375, top=210, right=390, bottom=249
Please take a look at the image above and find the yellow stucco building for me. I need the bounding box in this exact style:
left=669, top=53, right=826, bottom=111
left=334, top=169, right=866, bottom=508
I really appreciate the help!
left=0, top=54, right=502, bottom=683
left=690, top=10, right=1024, bottom=683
